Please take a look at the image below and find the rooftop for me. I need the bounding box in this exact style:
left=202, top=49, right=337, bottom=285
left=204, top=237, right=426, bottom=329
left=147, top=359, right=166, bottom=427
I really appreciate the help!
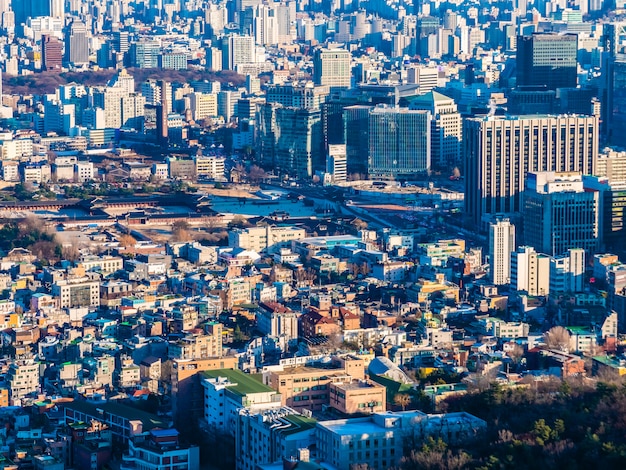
left=63, top=400, right=168, bottom=431
left=202, top=368, right=275, bottom=396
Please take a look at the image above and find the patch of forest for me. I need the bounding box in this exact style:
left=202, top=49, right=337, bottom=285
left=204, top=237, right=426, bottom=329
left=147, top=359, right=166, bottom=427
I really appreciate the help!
left=4, top=68, right=245, bottom=95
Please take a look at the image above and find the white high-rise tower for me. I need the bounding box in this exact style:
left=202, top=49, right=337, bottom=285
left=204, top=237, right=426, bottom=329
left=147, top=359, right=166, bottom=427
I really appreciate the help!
left=489, top=218, right=516, bottom=285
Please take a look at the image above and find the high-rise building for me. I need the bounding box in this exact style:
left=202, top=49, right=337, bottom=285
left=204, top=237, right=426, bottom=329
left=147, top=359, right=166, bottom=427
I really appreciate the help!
left=131, top=39, right=160, bottom=68
left=222, top=34, right=255, bottom=71
left=313, top=48, right=351, bottom=89
left=489, top=218, right=516, bottom=285
left=511, top=246, right=551, bottom=296
left=516, top=33, right=578, bottom=90
left=583, top=175, right=626, bottom=254
left=408, top=91, right=462, bottom=170
left=343, top=105, right=372, bottom=176
left=42, top=34, right=63, bottom=71
left=13, top=0, right=50, bottom=29
left=256, top=103, right=323, bottom=178
left=266, top=82, right=329, bottom=110
left=368, top=106, right=431, bottom=178
left=601, top=23, right=626, bottom=147
left=523, top=171, right=599, bottom=256
left=65, top=19, right=89, bottom=66
left=464, top=114, right=598, bottom=229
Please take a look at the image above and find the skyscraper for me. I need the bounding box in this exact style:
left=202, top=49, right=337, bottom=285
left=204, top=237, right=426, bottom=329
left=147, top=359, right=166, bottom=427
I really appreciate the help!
left=313, top=48, right=351, bottom=89
left=489, top=218, right=516, bottom=286
left=464, top=114, right=598, bottom=229
left=408, top=91, right=462, bottom=170
left=516, top=33, right=578, bottom=90
left=343, top=105, right=372, bottom=177
left=13, top=0, right=50, bottom=29
left=42, top=34, right=63, bottom=72
left=256, top=103, right=323, bottom=178
left=523, top=171, right=599, bottom=256
left=368, top=106, right=431, bottom=178
left=65, top=19, right=89, bottom=66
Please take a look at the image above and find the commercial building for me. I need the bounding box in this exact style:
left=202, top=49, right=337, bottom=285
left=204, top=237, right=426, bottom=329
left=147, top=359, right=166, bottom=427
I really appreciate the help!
left=313, top=48, right=351, bottom=88
left=489, top=218, right=516, bottom=285
left=408, top=91, right=462, bottom=170
left=256, top=103, right=324, bottom=178
left=464, top=114, right=598, bottom=229
left=523, top=171, right=598, bottom=256
left=266, top=82, right=330, bottom=110
left=42, top=34, right=63, bottom=71
left=516, top=33, right=578, bottom=90
left=368, top=106, right=431, bottom=178
left=223, top=34, right=255, bottom=70
left=64, top=19, right=88, bottom=66
left=51, top=278, right=100, bottom=309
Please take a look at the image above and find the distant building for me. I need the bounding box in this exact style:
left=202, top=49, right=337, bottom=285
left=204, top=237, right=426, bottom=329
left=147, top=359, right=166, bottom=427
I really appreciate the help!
left=315, top=411, right=486, bottom=470
left=408, top=91, right=462, bottom=170
left=42, top=34, right=63, bottom=71
left=464, top=114, right=598, bottom=229
left=523, top=171, right=599, bottom=256
left=516, top=33, right=578, bottom=90
left=511, top=246, right=550, bottom=296
left=65, top=19, right=88, bottom=66
left=368, top=106, right=431, bottom=178
left=489, top=218, right=515, bottom=286
left=313, top=48, right=351, bottom=89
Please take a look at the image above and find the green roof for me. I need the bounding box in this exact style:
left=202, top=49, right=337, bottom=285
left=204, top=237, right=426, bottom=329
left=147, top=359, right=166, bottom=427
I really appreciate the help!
left=202, top=369, right=275, bottom=396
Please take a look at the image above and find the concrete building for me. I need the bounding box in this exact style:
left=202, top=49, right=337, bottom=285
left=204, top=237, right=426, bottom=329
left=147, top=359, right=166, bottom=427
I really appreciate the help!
left=257, top=302, right=298, bottom=341
left=267, top=356, right=366, bottom=412
left=223, top=34, right=255, bottom=70
left=511, top=246, right=551, bottom=296
left=550, top=248, right=586, bottom=293
left=464, top=115, right=598, bottom=229
left=194, top=155, right=225, bottom=180
left=201, top=368, right=282, bottom=434
left=523, top=171, right=599, bottom=256
left=229, top=225, right=306, bottom=253
left=313, top=48, right=351, bottom=88
left=51, top=278, right=100, bottom=309
left=168, top=324, right=223, bottom=360
left=328, top=380, right=386, bottom=414
left=121, top=429, right=199, bottom=470
left=64, top=19, right=88, bottom=66
left=236, top=408, right=317, bottom=470
left=315, top=411, right=486, bottom=470
left=489, top=218, right=515, bottom=286
left=8, top=361, right=40, bottom=404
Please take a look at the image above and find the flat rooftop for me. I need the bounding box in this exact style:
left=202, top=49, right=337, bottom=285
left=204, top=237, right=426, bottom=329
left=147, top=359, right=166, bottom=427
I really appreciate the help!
left=202, top=368, right=275, bottom=396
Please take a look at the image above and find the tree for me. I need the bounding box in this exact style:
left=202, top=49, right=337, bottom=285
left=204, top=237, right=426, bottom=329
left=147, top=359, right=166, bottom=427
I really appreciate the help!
left=119, top=234, right=137, bottom=249
left=395, top=393, right=411, bottom=411
left=248, top=165, right=267, bottom=184
left=543, top=326, right=571, bottom=352
left=351, top=218, right=368, bottom=231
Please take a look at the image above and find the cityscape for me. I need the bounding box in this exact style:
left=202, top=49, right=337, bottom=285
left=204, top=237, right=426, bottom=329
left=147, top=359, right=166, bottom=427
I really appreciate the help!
left=0, top=0, right=625, bottom=469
